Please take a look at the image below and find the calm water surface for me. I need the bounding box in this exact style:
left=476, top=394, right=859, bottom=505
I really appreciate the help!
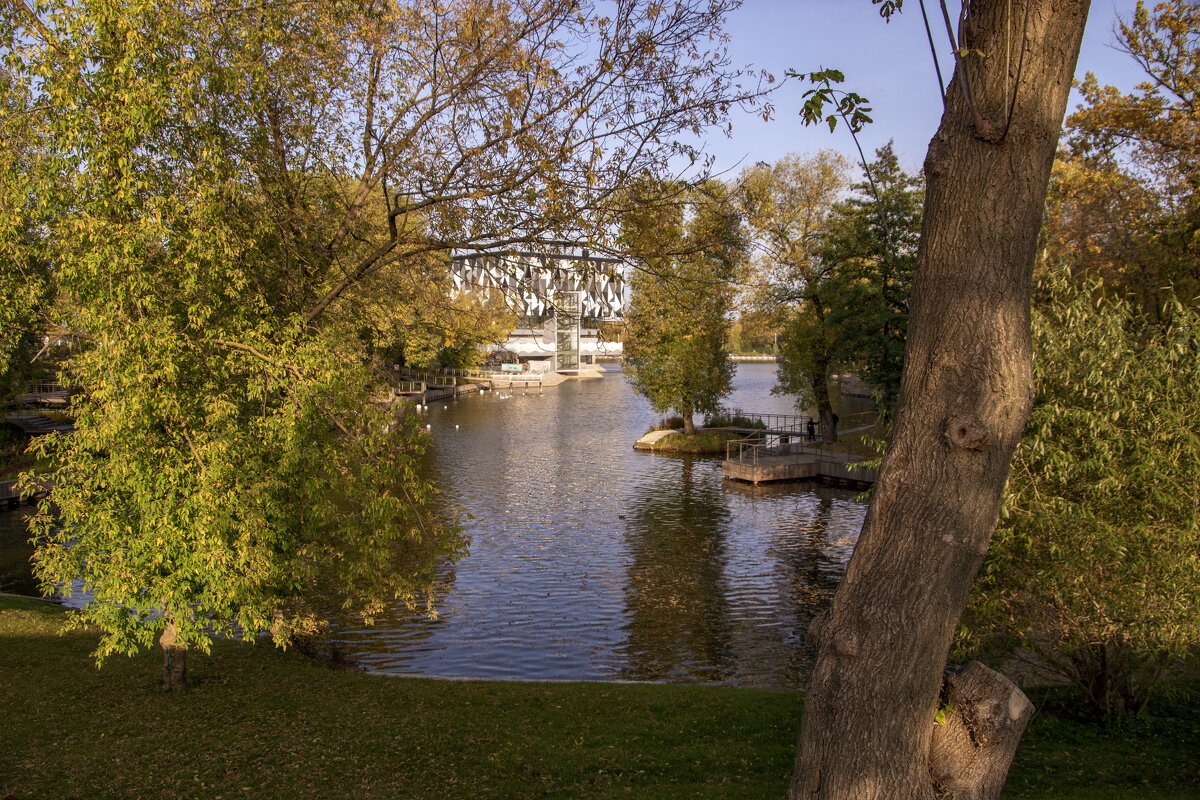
left=333, top=363, right=868, bottom=689
left=0, top=363, right=869, bottom=689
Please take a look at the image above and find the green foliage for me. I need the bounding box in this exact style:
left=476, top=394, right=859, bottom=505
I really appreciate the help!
left=871, top=0, right=905, bottom=22
left=742, top=146, right=921, bottom=420
left=793, top=69, right=874, bottom=134
left=962, top=267, right=1200, bottom=718
left=622, top=181, right=746, bottom=434
left=738, top=151, right=849, bottom=429
left=0, top=0, right=468, bottom=660
left=818, top=143, right=923, bottom=415
left=702, top=411, right=765, bottom=430
left=0, top=51, right=52, bottom=401
left=641, top=429, right=744, bottom=455
left=773, top=301, right=837, bottom=408
left=4, top=0, right=758, bottom=666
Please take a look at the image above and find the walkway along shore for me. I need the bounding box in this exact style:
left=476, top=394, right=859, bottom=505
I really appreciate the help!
left=634, top=421, right=878, bottom=489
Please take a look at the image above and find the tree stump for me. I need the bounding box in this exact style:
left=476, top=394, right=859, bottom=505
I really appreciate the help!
left=929, top=661, right=1033, bottom=800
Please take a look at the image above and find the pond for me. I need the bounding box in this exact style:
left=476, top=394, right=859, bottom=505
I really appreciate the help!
left=332, top=363, right=869, bottom=689
left=0, top=363, right=871, bottom=690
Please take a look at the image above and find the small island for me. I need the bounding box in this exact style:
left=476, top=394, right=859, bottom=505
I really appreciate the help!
left=633, top=426, right=748, bottom=455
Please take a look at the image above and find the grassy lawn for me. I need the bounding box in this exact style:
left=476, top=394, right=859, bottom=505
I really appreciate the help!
left=2, top=596, right=1197, bottom=799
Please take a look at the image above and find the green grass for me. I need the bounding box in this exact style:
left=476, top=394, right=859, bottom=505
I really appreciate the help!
left=0, top=597, right=800, bottom=799
left=2, top=597, right=1197, bottom=799
left=642, top=429, right=745, bottom=454
left=1003, top=684, right=1200, bottom=799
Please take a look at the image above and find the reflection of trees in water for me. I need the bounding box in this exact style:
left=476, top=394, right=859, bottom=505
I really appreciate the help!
left=619, top=456, right=734, bottom=682
left=776, top=492, right=847, bottom=683
left=719, top=481, right=862, bottom=687
left=0, top=506, right=39, bottom=596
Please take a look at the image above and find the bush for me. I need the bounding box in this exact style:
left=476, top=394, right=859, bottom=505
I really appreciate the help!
left=647, top=415, right=685, bottom=433
left=960, top=269, right=1200, bottom=718
left=702, top=411, right=766, bottom=429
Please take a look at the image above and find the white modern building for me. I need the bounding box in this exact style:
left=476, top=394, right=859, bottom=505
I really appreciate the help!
left=449, top=251, right=625, bottom=373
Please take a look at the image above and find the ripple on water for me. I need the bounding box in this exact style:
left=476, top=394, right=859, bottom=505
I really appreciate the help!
left=333, top=364, right=869, bottom=689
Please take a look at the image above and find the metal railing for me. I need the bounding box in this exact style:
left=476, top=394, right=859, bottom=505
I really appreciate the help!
left=723, top=409, right=878, bottom=467
left=724, top=409, right=808, bottom=434
left=394, top=367, right=544, bottom=390
left=725, top=433, right=811, bottom=465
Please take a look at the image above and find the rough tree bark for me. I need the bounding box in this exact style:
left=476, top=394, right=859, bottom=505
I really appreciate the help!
left=160, top=620, right=188, bottom=692
left=790, top=2, right=1089, bottom=799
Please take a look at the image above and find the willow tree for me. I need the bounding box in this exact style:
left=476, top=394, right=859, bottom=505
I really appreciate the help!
left=791, top=2, right=1090, bottom=799
left=3, top=0, right=764, bottom=688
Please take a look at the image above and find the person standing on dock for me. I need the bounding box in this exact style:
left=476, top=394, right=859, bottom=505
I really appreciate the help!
left=806, top=417, right=816, bottom=442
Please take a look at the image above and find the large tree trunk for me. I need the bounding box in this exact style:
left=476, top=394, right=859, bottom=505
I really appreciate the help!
left=160, top=620, right=188, bottom=692
left=790, top=3, right=1089, bottom=799
left=810, top=363, right=836, bottom=443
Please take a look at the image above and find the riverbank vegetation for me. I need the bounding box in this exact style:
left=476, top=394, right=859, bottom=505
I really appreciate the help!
left=1, top=597, right=1197, bottom=800
left=1, top=0, right=766, bottom=688
left=621, top=181, right=748, bottom=435
left=957, top=0, right=1200, bottom=718
left=636, top=429, right=747, bottom=455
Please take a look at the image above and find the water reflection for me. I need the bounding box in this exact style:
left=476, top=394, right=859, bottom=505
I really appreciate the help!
left=334, top=364, right=867, bottom=688
left=620, top=455, right=734, bottom=682
left=0, top=364, right=868, bottom=688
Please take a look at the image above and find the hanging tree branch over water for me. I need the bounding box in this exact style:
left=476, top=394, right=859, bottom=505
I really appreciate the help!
left=2, top=0, right=769, bottom=689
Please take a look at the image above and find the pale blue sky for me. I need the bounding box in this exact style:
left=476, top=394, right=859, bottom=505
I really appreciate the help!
left=699, top=1, right=1149, bottom=175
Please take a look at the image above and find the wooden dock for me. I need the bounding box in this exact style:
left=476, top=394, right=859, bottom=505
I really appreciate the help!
left=0, top=476, right=52, bottom=508
left=722, top=439, right=878, bottom=487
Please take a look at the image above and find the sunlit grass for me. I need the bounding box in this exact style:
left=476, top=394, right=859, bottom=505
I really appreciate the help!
left=640, top=429, right=746, bottom=454
left=2, top=597, right=1196, bottom=799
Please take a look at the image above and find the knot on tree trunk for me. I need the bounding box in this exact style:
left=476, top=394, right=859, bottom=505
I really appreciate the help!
left=929, top=661, right=1033, bottom=800
left=945, top=416, right=990, bottom=452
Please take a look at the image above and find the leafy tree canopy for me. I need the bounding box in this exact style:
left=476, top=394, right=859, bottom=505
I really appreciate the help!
left=621, top=180, right=747, bottom=435
left=738, top=151, right=848, bottom=436
left=962, top=266, right=1200, bottom=717
left=1046, top=0, right=1200, bottom=316
left=1, top=0, right=763, bottom=674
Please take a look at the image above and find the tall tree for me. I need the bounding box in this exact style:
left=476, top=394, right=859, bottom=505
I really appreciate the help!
left=791, top=2, right=1090, bottom=798
left=622, top=180, right=746, bottom=434
left=739, top=151, right=849, bottom=439
left=0, top=55, right=50, bottom=400
left=818, top=143, right=923, bottom=416
left=3, top=0, right=762, bottom=688
left=1044, top=0, right=1200, bottom=318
